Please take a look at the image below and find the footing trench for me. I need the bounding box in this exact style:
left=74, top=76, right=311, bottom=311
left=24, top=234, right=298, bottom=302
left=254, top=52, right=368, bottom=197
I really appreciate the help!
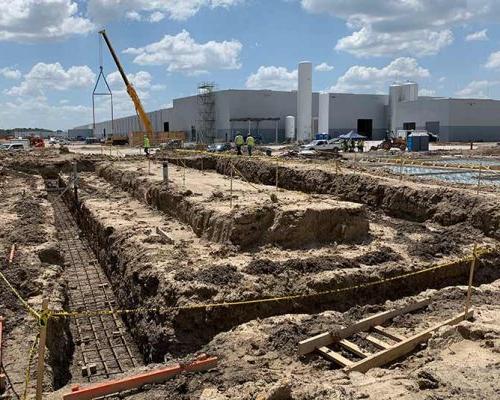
left=49, top=194, right=141, bottom=382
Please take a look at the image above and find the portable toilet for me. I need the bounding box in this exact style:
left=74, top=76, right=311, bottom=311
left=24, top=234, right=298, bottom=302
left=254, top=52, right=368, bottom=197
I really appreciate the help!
left=420, top=133, right=429, bottom=151
left=407, top=134, right=415, bottom=152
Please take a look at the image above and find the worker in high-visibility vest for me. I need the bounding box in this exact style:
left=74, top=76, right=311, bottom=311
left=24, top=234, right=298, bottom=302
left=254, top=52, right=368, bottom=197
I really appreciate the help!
left=235, top=132, right=244, bottom=155
left=246, top=134, right=255, bottom=156
left=143, top=135, right=150, bottom=156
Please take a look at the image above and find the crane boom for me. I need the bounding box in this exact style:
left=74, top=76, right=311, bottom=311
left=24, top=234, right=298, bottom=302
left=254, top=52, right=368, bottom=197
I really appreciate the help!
left=99, top=29, right=154, bottom=135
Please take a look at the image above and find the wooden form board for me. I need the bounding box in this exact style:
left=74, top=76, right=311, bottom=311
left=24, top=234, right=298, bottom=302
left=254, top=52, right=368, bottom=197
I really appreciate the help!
left=346, top=310, right=473, bottom=373
left=298, top=298, right=431, bottom=355
left=64, top=357, right=217, bottom=400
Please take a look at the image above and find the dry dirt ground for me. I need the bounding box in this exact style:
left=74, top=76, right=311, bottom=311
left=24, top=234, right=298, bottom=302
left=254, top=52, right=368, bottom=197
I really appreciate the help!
left=0, top=149, right=499, bottom=399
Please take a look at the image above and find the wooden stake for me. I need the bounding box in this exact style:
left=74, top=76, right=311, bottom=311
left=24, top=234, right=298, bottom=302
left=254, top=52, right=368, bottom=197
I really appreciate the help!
left=230, top=162, right=234, bottom=209
left=477, top=163, right=482, bottom=195
left=183, top=163, right=186, bottom=187
left=275, top=159, right=279, bottom=191
left=8, top=244, right=15, bottom=265
left=464, top=245, right=478, bottom=315
left=36, top=299, right=49, bottom=400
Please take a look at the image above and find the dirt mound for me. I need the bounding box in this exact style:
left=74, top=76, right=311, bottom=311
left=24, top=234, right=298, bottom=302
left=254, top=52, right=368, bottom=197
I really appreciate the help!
left=354, top=246, right=402, bottom=265
left=244, top=256, right=358, bottom=276
left=407, top=228, right=466, bottom=260
left=10, top=194, right=47, bottom=244
left=171, top=155, right=500, bottom=240
left=175, top=264, right=243, bottom=286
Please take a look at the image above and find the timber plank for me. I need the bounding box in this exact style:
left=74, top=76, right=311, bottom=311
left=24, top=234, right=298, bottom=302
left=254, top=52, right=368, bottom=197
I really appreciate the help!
left=346, top=310, right=473, bottom=373
left=339, top=339, right=369, bottom=358
left=317, top=347, right=353, bottom=367
left=298, top=298, right=430, bottom=355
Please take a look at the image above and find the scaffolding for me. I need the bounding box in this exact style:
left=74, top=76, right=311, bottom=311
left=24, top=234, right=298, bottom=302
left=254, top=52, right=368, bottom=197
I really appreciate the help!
left=197, top=82, right=216, bottom=144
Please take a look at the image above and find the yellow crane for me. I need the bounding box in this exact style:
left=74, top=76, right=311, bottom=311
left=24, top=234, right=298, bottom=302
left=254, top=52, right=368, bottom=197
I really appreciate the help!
left=99, top=29, right=153, bottom=145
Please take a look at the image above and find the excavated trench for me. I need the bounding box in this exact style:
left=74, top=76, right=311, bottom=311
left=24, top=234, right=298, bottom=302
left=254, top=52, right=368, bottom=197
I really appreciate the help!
left=6, top=158, right=498, bottom=392
left=95, top=163, right=370, bottom=249
left=55, top=166, right=500, bottom=364
left=166, top=155, right=500, bottom=240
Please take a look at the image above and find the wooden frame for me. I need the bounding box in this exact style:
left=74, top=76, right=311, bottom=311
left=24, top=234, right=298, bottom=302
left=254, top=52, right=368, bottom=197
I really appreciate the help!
left=346, top=310, right=473, bottom=372
left=298, top=298, right=431, bottom=355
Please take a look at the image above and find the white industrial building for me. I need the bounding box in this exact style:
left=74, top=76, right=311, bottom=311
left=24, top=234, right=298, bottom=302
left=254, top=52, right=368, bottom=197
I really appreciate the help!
left=75, top=62, right=500, bottom=143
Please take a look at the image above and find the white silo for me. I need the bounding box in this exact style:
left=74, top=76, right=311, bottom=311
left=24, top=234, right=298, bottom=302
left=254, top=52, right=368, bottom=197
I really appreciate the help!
left=389, top=84, right=402, bottom=134
left=401, top=82, right=418, bottom=101
left=285, top=116, right=295, bottom=140
left=407, top=82, right=419, bottom=101
left=318, top=92, right=330, bottom=135
left=297, top=61, right=312, bottom=142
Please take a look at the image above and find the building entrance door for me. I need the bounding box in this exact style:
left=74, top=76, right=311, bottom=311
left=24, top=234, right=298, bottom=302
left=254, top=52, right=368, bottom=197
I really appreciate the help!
left=357, top=119, right=373, bottom=139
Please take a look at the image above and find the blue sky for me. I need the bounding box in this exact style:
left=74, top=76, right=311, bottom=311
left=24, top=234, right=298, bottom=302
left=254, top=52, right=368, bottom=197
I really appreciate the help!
left=1, top=0, right=500, bottom=130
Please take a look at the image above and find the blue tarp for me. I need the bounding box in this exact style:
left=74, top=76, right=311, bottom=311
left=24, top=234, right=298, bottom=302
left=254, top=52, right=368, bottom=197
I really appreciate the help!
left=338, top=131, right=367, bottom=140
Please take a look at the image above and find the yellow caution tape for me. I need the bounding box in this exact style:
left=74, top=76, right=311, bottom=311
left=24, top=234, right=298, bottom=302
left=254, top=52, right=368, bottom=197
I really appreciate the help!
left=22, top=330, right=39, bottom=400
left=49, top=246, right=497, bottom=320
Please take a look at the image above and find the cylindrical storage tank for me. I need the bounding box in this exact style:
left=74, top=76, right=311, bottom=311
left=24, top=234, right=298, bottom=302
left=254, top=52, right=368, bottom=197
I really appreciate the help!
left=285, top=116, right=295, bottom=140
left=401, top=82, right=411, bottom=101
left=408, top=82, right=418, bottom=101
left=389, top=84, right=402, bottom=133
left=318, top=92, right=330, bottom=135
left=297, top=61, right=313, bottom=142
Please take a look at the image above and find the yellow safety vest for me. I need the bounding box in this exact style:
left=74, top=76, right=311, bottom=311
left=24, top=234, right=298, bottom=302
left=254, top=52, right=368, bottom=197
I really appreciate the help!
left=235, top=135, right=244, bottom=145
left=246, top=136, right=255, bottom=146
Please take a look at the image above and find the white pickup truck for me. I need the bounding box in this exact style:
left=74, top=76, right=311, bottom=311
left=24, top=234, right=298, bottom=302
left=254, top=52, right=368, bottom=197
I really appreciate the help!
left=0, top=140, right=30, bottom=151
left=301, top=138, right=343, bottom=152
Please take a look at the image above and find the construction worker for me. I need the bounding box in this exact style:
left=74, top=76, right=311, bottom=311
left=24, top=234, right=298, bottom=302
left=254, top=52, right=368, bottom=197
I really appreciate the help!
left=342, top=139, right=349, bottom=153
left=246, top=133, right=255, bottom=156
left=357, top=139, right=365, bottom=153
left=143, top=134, right=150, bottom=156
left=235, top=131, right=244, bottom=155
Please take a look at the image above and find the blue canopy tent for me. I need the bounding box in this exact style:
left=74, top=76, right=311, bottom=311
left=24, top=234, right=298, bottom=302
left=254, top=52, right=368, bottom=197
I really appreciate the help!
left=338, top=131, right=367, bottom=140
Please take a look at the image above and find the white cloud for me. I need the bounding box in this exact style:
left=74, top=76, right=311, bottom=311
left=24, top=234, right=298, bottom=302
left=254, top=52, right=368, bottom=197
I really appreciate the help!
left=124, top=30, right=242, bottom=75
left=149, top=11, right=165, bottom=22
left=107, top=70, right=154, bottom=90
left=5, top=63, right=95, bottom=96
left=0, top=67, right=22, bottom=80
left=466, top=29, right=488, bottom=41
left=0, top=0, right=94, bottom=42
left=335, top=27, right=453, bottom=57
left=0, top=96, right=92, bottom=130
left=124, top=10, right=165, bottom=22
left=245, top=66, right=298, bottom=91
left=331, top=57, right=430, bottom=93
left=301, top=0, right=500, bottom=57
left=88, top=0, right=242, bottom=23
left=455, top=80, right=498, bottom=98
left=315, top=62, right=334, bottom=72
left=485, top=51, right=500, bottom=69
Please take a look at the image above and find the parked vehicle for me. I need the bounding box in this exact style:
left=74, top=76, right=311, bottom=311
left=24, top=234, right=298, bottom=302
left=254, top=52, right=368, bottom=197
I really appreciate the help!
left=0, top=140, right=30, bottom=151
left=207, top=143, right=232, bottom=153
left=302, top=138, right=343, bottom=152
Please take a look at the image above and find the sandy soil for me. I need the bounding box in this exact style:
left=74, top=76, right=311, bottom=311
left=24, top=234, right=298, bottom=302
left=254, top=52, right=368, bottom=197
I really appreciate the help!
left=0, top=150, right=498, bottom=400
left=0, top=168, right=71, bottom=397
